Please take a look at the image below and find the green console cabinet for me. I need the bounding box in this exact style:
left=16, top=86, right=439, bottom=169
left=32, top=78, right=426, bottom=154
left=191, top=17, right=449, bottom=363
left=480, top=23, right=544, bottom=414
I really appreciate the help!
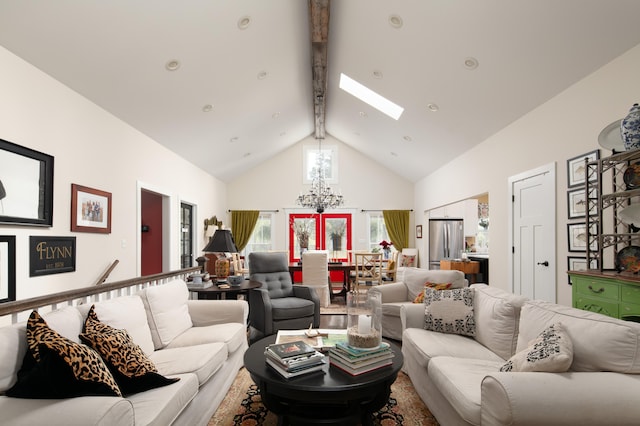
left=570, top=271, right=640, bottom=320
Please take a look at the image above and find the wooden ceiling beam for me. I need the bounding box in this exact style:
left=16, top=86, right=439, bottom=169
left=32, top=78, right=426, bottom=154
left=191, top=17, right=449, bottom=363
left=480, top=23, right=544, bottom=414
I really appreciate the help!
left=309, top=0, right=330, bottom=140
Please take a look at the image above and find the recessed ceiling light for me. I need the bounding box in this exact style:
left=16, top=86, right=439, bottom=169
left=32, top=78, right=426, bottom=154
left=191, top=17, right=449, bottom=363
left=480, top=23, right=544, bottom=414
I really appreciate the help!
left=340, top=73, right=404, bottom=120
left=464, top=57, right=479, bottom=70
left=280, top=132, right=287, bottom=136
left=238, top=16, right=251, bottom=30
left=165, top=59, right=180, bottom=71
left=427, top=103, right=439, bottom=112
left=230, top=137, right=239, bottom=143
left=390, top=152, right=398, bottom=157
left=243, top=152, right=251, bottom=158
left=272, top=112, right=280, bottom=119
left=389, top=14, right=403, bottom=29
left=359, top=111, right=368, bottom=118
left=403, top=135, right=412, bottom=142
left=372, top=70, right=383, bottom=79
left=257, top=70, right=268, bottom=80
left=202, top=104, right=213, bottom=112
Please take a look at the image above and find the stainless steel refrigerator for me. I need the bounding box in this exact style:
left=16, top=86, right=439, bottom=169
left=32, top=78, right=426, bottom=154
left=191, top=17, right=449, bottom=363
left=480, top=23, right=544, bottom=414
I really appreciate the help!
left=429, top=218, right=464, bottom=269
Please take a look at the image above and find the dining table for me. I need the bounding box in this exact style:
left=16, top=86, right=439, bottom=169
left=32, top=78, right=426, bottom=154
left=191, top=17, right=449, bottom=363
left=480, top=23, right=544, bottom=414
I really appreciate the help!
left=289, top=261, right=355, bottom=298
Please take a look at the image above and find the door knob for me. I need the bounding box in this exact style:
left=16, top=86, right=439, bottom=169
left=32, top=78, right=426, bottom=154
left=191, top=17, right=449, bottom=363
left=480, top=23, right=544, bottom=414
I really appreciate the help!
left=537, top=261, right=549, bottom=267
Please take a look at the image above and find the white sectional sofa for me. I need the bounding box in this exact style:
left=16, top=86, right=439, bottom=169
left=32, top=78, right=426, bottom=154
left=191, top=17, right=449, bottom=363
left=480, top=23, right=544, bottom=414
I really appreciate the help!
left=0, top=279, right=248, bottom=426
left=369, top=267, right=468, bottom=340
left=401, top=283, right=640, bottom=425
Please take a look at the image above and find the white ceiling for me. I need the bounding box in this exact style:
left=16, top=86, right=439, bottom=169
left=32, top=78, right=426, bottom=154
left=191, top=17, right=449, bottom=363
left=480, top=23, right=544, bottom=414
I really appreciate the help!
left=1, top=1, right=640, bottom=183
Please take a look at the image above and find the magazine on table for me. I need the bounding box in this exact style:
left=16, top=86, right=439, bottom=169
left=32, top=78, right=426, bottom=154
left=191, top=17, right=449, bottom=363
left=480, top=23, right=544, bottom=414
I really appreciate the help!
left=266, top=340, right=317, bottom=359
left=275, top=329, right=348, bottom=351
left=266, top=357, right=326, bottom=379
left=265, top=348, right=325, bottom=370
left=329, top=357, right=393, bottom=376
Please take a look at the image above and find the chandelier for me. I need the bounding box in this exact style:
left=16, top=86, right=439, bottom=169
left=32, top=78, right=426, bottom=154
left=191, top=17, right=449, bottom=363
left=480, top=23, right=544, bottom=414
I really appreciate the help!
left=296, top=139, right=344, bottom=213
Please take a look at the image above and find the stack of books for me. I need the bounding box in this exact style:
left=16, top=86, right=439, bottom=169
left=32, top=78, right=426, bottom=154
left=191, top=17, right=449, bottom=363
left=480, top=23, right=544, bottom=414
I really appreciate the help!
left=265, top=340, right=326, bottom=379
left=328, top=341, right=394, bottom=376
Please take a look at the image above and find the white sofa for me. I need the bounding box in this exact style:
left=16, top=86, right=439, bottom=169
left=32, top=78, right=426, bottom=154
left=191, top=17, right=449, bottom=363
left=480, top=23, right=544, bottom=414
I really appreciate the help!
left=369, top=267, right=467, bottom=340
left=0, top=279, right=248, bottom=426
left=401, top=283, right=640, bottom=425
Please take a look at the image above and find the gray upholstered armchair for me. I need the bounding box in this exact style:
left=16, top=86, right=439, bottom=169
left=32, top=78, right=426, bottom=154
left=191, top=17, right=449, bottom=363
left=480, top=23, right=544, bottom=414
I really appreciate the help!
left=248, top=252, right=320, bottom=336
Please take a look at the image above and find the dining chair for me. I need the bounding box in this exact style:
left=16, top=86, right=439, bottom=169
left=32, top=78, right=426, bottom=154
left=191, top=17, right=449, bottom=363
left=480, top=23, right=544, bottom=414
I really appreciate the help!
left=302, top=251, right=330, bottom=307
left=383, top=250, right=399, bottom=281
left=352, top=252, right=383, bottom=292
left=231, top=253, right=249, bottom=277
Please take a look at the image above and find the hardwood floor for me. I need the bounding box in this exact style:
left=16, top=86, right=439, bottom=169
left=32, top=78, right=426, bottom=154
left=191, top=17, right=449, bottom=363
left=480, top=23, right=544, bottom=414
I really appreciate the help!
left=320, top=313, right=347, bottom=329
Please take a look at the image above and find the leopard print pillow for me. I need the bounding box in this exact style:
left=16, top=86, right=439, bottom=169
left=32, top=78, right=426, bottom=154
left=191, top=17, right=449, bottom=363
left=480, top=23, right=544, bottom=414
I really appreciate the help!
left=81, top=305, right=157, bottom=377
left=80, top=305, right=179, bottom=395
left=7, top=310, right=121, bottom=398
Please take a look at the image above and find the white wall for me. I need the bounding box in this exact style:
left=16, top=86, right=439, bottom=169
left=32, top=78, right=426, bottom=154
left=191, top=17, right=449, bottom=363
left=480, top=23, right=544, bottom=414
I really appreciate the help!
left=227, top=133, right=415, bottom=253
left=414, top=43, right=640, bottom=306
left=0, top=46, right=226, bottom=301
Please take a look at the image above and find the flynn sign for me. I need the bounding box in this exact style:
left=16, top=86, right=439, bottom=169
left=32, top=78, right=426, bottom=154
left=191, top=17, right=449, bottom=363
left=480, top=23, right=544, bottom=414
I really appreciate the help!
left=29, top=236, right=76, bottom=277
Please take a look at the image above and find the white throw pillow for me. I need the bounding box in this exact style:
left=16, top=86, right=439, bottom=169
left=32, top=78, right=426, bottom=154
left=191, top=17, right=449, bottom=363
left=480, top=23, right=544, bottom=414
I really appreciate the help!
left=77, top=295, right=155, bottom=355
left=424, top=287, right=475, bottom=336
left=500, top=322, right=573, bottom=372
left=138, top=279, right=193, bottom=349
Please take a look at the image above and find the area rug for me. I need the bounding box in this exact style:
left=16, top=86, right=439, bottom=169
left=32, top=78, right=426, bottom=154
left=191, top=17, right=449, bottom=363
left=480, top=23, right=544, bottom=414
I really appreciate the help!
left=209, top=367, right=439, bottom=425
left=320, top=303, right=347, bottom=315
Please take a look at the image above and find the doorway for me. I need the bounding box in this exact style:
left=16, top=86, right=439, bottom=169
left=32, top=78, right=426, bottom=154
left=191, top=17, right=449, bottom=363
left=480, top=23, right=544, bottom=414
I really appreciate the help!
left=139, top=184, right=171, bottom=276
left=509, top=163, right=556, bottom=302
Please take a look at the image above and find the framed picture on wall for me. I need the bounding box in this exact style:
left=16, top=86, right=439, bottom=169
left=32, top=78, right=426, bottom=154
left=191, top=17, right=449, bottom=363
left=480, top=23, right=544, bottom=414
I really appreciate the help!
left=567, top=256, right=597, bottom=284
left=0, top=139, right=54, bottom=227
left=567, top=223, right=590, bottom=252
left=71, top=184, right=112, bottom=234
left=567, top=187, right=588, bottom=219
left=567, top=149, right=599, bottom=188
left=0, top=236, right=16, bottom=303
left=416, top=225, right=422, bottom=239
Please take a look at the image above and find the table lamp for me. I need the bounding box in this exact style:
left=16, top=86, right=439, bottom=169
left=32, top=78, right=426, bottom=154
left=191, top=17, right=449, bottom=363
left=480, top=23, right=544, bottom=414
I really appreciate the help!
left=202, top=226, right=238, bottom=283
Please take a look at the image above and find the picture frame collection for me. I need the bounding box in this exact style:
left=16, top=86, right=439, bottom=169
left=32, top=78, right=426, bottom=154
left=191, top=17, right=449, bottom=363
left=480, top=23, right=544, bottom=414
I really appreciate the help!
left=0, top=139, right=112, bottom=303
left=565, top=149, right=599, bottom=283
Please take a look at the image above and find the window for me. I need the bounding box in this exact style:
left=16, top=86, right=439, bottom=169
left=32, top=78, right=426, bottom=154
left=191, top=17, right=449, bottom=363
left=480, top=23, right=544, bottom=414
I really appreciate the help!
left=368, top=212, right=392, bottom=252
left=242, top=213, right=274, bottom=266
left=303, top=144, right=338, bottom=184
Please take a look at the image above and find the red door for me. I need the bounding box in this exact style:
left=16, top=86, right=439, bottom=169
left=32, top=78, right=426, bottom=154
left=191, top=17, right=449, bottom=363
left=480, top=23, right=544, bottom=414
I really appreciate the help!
left=289, top=213, right=352, bottom=282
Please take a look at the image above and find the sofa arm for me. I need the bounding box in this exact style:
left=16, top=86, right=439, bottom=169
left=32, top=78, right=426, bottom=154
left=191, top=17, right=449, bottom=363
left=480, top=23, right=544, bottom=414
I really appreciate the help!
left=186, top=300, right=248, bottom=327
left=400, top=303, right=425, bottom=331
left=481, top=372, right=640, bottom=425
left=369, top=282, right=408, bottom=303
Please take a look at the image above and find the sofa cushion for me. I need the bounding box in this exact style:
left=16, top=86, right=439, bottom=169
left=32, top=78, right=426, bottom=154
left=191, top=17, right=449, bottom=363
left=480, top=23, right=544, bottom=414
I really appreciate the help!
left=500, top=322, right=573, bottom=372
left=518, top=299, right=640, bottom=373
left=471, top=284, right=528, bottom=360
left=138, top=280, right=193, bottom=349
left=80, top=305, right=179, bottom=395
left=165, top=322, right=246, bottom=353
left=400, top=254, right=416, bottom=267
left=77, top=295, right=154, bottom=355
left=149, top=342, right=227, bottom=386
left=127, top=373, right=198, bottom=426
left=400, top=268, right=466, bottom=302
left=424, top=287, right=475, bottom=336
left=0, top=324, right=27, bottom=392
left=428, top=356, right=504, bottom=425
left=402, top=328, right=504, bottom=371
left=7, top=311, right=121, bottom=398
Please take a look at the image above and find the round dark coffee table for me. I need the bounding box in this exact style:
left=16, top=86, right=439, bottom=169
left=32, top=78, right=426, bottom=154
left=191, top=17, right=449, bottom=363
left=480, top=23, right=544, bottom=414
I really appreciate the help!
left=244, top=335, right=403, bottom=425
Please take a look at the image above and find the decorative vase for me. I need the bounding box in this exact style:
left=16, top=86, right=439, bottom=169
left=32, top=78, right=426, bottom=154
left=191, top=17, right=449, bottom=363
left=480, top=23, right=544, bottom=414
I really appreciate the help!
left=383, top=247, right=390, bottom=260
left=346, top=291, right=382, bottom=349
left=621, top=103, right=640, bottom=151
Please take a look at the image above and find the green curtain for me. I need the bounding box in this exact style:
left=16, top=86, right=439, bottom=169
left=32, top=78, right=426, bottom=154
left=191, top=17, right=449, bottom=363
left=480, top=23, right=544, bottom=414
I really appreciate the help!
left=231, top=210, right=260, bottom=251
left=383, top=210, right=410, bottom=251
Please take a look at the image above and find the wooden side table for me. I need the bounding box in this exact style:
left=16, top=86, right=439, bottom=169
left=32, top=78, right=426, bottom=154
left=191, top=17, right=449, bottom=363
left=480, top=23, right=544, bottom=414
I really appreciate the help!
left=440, top=260, right=480, bottom=283
left=188, top=279, right=261, bottom=301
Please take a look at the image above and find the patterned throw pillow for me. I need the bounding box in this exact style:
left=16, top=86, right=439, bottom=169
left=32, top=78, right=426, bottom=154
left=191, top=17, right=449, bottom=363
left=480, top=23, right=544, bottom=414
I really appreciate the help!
left=400, top=255, right=416, bottom=267
left=500, top=322, right=573, bottom=372
left=424, top=287, right=475, bottom=336
left=413, top=282, right=452, bottom=303
left=7, top=310, right=121, bottom=398
left=80, top=305, right=179, bottom=395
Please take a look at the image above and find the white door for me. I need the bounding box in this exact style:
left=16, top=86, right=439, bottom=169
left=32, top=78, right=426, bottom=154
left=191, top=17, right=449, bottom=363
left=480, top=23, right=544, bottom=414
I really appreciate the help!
left=509, top=163, right=556, bottom=302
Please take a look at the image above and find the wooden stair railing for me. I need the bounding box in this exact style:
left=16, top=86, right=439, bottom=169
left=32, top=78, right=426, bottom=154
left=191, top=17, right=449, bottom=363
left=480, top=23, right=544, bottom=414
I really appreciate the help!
left=94, top=259, right=120, bottom=286
left=0, top=266, right=200, bottom=324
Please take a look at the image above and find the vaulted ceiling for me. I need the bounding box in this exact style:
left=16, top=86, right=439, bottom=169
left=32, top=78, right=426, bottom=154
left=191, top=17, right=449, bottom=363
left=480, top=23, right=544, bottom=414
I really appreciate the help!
left=1, top=1, right=640, bottom=182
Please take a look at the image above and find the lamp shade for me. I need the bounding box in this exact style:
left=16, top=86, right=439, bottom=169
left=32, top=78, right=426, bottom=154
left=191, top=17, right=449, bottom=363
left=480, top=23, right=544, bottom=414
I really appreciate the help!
left=202, top=229, right=238, bottom=253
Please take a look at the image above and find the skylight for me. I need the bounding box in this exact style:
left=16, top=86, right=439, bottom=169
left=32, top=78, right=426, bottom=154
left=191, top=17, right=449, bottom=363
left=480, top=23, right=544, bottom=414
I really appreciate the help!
left=339, top=73, right=404, bottom=120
